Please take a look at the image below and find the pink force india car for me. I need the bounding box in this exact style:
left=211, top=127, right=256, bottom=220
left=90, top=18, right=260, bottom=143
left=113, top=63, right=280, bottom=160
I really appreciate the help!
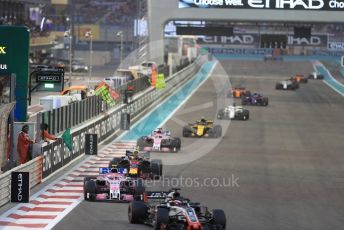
left=137, top=128, right=181, bottom=153
left=83, top=167, right=145, bottom=202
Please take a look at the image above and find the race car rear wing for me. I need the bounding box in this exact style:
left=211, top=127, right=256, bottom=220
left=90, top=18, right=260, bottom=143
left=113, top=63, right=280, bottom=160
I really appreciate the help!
left=142, top=191, right=169, bottom=203
left=145, top=191, right=168, bottom=199
left=143, top=189, right=181, bottom=203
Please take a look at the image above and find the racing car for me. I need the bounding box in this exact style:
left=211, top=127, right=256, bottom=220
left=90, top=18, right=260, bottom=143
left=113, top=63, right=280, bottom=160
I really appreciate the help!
left=83, top=167, right=144, bottom=202
left=137, top=128, right=181, bottom=152
left=217, top=105, right=249, bottom=120
left=128, top=188, right=227, bottom=230
left=229, top=87, right=251, bottom=98
left=290, top=74, right=308, bottom=83
left=183, top=118, right=222, bottom=138
left=275, top=80, right=299, bottom=90
left=308, top=72, right=324, bottom=80
left=241, top=92, right=269, bottom=106
left=108, top=149, right=163, bottom=179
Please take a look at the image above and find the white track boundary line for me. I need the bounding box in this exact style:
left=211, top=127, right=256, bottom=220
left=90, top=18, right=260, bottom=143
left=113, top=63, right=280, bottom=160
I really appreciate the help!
left=312, top=61, right=344, bottom=97
left=322, top=80, right=344, bottom=97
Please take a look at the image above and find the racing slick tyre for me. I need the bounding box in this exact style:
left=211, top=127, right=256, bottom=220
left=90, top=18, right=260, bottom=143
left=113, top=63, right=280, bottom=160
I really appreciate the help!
left=241, top=111, right=249, bottom=121
left=217, top=109, right=224, bottom=120
left=171, top=138, right=181, bottom=152
left=182, top=126, right=191, bottom=137
left=262, top=98, right=269, bottom=106
left=154, top=208, right=170, bottom=230
left=84, top=180, right=96, bottom=201
left=151, top=159, right=163, bottom=179
left=128, top=201, right=148, bottom=224
left=212, top=209, right=226, bottom=230
left=275, top=84, right=282, bottom=90
left=213, top=125, right=222, bottom=138
left=175, top=137, right=181, bottom=150
left=134, top=179, right=145, bottom=197
left=108, top=157, right=122, bottom=168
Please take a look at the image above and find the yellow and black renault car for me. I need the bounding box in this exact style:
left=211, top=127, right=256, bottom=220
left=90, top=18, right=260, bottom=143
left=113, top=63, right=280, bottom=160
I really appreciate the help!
left=182, top=118, right=222, bottom=138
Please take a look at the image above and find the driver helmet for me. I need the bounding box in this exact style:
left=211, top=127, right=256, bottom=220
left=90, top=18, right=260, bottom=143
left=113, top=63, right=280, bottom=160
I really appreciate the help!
left=200, top=117, right=206, bottom=123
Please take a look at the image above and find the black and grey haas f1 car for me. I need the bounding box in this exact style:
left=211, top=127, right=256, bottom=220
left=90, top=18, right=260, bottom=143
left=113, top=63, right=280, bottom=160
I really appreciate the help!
left=217, top=105, right=249, bottom=121
left=275, top=80, right=299, bottom=90
left=128, top=189, right=227, bottom=230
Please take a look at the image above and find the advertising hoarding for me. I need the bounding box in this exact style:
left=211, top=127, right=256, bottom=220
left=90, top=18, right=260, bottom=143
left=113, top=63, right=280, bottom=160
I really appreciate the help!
left=179, top=0, right=344, bottom=11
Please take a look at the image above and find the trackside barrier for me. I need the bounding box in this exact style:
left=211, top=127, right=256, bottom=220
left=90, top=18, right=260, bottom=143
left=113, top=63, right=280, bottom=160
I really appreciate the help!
left=0, top=156, right=43, bottom=207
left=41, top=56, right=207, bottom=180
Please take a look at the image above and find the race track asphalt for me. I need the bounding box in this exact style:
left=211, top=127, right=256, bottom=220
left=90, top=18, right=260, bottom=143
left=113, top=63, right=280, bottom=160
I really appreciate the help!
left=53, top=60, right=344, bottom=230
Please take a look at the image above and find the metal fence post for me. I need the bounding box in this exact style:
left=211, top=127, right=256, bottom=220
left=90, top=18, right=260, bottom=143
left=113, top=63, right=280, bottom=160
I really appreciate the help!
left=52, top=109, right=56, bottom=135
left=68, top=104, right=71, bottom=128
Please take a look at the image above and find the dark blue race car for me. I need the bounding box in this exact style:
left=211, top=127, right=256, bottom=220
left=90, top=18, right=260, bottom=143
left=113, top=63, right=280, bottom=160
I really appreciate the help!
left=241, top=92, right=269, bottom=106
